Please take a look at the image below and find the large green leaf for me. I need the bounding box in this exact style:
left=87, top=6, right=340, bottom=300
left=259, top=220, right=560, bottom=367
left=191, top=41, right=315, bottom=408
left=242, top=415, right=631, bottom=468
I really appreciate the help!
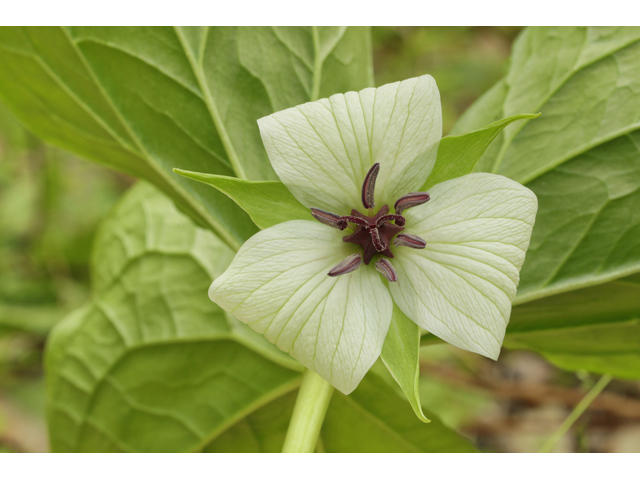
left=0, top=26, right=373, bottom=250
left=46, top=183, right=303, bottom=452
left=204, top=373, right=476, bottom=453
left=449, top=27, right=640, bottom=377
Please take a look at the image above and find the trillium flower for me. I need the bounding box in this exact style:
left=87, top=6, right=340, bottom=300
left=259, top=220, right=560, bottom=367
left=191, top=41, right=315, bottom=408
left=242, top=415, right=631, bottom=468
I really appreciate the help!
left=209, top=75, right=537, bottom=394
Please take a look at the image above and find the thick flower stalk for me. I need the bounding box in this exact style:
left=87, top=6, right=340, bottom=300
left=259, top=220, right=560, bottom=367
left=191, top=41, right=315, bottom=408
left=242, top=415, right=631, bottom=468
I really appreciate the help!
left=210, top=75, right=537, bottom=394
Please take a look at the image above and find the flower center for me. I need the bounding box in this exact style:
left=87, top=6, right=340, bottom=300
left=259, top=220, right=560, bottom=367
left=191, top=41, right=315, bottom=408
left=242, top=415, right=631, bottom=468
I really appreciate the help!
left=310, top=163, right=430, bottom=282
left=341, top=205, right=405, bottom=265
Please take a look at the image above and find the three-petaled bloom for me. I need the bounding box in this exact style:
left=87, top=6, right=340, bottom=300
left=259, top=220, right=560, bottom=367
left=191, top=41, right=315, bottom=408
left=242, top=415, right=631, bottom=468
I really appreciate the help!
left=210, top=75, right=537, bottom=394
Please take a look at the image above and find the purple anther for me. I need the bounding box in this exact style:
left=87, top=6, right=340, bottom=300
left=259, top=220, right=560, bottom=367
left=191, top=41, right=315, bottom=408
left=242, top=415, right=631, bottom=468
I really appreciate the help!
left=375, top=258, right=398, bottom=282
left=340, top=215, right=370, bottom=229
left=311, top=207, right=348, bottom=230
left=361, top=163, right=380, bottom=210
left=328, top=253, right=363, bottom=277
left=394, top=192, right=430, bottom=215
left=370, top=227, right=386, bottom=252
left=375, top=214, right=406, bottom=228
left=394, top=232, right=427, bottom=249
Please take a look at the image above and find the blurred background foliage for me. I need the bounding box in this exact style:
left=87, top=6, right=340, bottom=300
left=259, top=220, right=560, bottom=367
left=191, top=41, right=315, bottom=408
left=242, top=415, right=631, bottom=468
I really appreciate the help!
left=1, top=26, right=639, bottom=453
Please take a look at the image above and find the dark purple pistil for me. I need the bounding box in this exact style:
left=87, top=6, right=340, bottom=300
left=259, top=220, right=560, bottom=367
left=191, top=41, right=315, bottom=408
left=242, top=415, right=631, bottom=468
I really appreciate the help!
left=341, top=205, right=404, bottom=265
left=309, top=163, right=430, bottom=281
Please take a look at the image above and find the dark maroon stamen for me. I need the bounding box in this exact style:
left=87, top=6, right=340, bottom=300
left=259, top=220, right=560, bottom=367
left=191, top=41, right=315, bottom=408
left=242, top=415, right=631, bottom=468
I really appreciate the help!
left=342, top=205, right=404, bottom=264
left=340, top=215, right=370, bottom=228
left=328, top=253, right=362, bottom=277
left=375, top=214, right=406, bottom=228
left=394, top=192, right=430, bottom=215
left=361, top=163, right=380, bottom=210
left=370, top=227, right=386, bottom=252
left=306, top=163, right=431, bottom=280
left=311, top=207, right=347, bottom=230
left=394, top=232, right=427, bottom=249
left=375, top=258, right=398, bottom=282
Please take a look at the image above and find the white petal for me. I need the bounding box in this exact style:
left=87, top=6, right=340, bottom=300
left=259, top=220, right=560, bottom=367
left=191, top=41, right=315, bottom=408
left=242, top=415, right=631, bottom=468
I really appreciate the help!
left=389, top=173, right=537, bottom=360
left=209, top=220, right=393, bottom=394
left=258, top=75, right=442, bottom=214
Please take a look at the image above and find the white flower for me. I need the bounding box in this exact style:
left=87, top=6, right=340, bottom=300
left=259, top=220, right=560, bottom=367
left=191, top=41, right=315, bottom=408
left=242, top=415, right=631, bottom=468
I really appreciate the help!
left=209, top=75, right=537, bottom=394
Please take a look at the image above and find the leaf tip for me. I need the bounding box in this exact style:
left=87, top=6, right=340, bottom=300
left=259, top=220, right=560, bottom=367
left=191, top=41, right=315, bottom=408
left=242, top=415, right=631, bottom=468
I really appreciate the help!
left=413, top=406, right=431, bottom=423
left=173, top=167, right=191, bottom=177
left=173, top=168, right=206, bottom=183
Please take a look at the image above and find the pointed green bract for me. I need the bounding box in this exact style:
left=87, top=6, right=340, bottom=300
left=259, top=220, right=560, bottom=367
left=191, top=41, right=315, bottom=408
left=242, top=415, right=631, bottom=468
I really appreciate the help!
left=174, top=169, right=310, bottom=229
left=423, top=113, right=540, bottom=190
left=380, top=304, right=430, bottom=423
left=209, top=220, right=393, bottom=394
left=391, top=173, right=537, bottom=360
left=258, top=75, right=442, bottom=214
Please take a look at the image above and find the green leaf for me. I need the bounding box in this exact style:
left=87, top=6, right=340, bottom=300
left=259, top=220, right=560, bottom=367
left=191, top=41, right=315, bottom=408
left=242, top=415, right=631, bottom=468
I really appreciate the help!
left=204, top=373, right=477, bottom=452
left=380, top=304, right=429, bottom=423
left=515, top=133, right=640, bottom=303
left=174, top=170, right=310, bottom=229
left=505, top=272, right=640, bottom=379
left=423, top=113, right=540, bottom=190
left=46, top=183, right=303, bottom=452
left=0, top=27, right=373, bottom=249
left=450, top=27, right=640, bottom=376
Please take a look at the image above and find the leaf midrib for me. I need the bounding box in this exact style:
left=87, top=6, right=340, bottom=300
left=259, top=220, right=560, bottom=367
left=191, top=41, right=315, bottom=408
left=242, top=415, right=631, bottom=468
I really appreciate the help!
left=172, top=26, right=248, bottom=181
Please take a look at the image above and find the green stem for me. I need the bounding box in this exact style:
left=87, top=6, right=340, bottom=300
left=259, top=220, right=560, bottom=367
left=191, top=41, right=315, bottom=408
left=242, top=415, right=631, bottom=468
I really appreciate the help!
left=538, top=374, right=612, bottom=453
left=282, top=369, right=334, bottom=453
